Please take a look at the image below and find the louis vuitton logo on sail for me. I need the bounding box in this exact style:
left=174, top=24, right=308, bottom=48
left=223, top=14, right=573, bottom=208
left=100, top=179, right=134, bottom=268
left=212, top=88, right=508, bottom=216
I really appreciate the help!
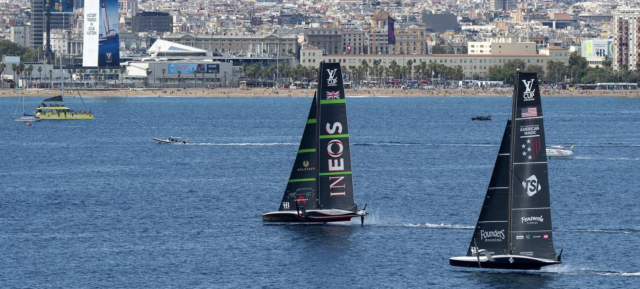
left=326, top=69, right=338, bottom=87
left=326, top=122, right=346, bottom=197
left=522, top=79, right=536, bottom=101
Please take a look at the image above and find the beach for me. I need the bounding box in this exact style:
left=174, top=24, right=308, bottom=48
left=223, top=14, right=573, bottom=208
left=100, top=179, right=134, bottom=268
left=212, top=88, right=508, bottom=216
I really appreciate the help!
left=1, top=87, right=638, bottom=97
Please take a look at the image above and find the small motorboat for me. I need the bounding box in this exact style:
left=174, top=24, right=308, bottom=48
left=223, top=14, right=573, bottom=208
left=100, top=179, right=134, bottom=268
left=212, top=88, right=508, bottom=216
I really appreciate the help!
left=153, top=137, right=189, bottom=144
left=546, top=145, right=574, bottom=159
left=471, top=114, right=492, bottom=121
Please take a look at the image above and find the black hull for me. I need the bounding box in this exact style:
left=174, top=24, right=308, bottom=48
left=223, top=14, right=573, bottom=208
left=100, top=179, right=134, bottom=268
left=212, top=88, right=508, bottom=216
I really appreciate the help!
left=262, top=210, right=361, bottom=223
left=449, top=256, right=560, bottom=270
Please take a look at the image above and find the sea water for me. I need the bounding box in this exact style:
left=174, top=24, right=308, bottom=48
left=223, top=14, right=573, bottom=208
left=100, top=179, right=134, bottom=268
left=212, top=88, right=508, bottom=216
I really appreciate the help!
left=1, top=96, right=638, bottom=288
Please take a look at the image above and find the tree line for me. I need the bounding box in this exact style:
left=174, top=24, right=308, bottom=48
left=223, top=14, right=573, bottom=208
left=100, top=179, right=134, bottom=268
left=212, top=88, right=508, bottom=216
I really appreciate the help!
left=485, top=52, right=640, bottom=85
left=340, top=59, right=464, bottom=84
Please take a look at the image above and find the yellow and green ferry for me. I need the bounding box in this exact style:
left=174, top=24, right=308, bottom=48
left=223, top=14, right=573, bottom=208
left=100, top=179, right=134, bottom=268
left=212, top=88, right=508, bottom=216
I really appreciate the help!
left=34, top=96, right=93, bottom=120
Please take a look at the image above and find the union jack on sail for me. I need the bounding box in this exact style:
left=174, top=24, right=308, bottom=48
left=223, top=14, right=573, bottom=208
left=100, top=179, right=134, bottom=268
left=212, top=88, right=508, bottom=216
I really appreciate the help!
left=326, top=91, right=340, bottom=99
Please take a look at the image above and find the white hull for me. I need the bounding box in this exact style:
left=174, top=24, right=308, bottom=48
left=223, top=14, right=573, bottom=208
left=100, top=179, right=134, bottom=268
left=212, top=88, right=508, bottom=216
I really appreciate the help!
left=546, top=148, right=573, bottom=158
left=14, top=116, right=40, bottom=122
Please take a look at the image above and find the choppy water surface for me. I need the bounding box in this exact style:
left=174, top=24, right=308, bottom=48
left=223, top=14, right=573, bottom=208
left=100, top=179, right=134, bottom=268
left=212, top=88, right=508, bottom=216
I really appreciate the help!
left=1, top=96, right=639, bottom=288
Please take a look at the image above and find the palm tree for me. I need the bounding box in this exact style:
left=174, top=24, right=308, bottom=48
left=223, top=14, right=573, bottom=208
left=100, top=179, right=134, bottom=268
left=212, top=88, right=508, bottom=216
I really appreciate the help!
left=242, top=63, right=248, bottom=78
left=420, top=62, right=428, bottom=81
left=17, top=62, right=25, bottom=89
left=77, top=69, right=84, bottom=88
left=193, top=70, right=197, bottom=88
left=49, top=69, right=53, bottom=88
left=113, top=71, right=118, bottom=87
left=223, top=71, right=227, bottom=87
left=92, top=70, right=98, bottom=87
left=145, top=67, right=151, bottom=88
left=0, top=62, right=5, bottom=88
left=120, top=66, right=126, bottom=87
left=278, top=62, right=286, bottom=82
left=268, top=66, right=276, bottom=85
left=26, top=64, right=34, bottom=88
left=406, top=60, right=413, bottom=80
left=11, top=63, right=17, bottom=88
left=68, top=69, right=74, bottom=88
left=213, top=70, right=218, bottom=85
left=161, top=68, right=166, bottom=88
left=177, top=71, right=182, bottom=87
left=37, top=66, right=43, bottom=87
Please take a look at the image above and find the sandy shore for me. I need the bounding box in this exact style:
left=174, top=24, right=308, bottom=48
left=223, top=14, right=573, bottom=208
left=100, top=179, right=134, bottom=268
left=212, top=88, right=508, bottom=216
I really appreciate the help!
left=1, top=88, right=638, bottom=98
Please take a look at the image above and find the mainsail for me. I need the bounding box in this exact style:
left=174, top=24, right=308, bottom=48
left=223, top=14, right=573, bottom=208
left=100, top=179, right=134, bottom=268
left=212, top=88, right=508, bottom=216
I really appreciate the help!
left=42, top=95, right=63, bottom=102
left=279, top=95, right=319, bottom=211
left=317, top=62, right=357, bottom=211
left=508, top=72, right=556, bottom=260
left=467, top=120, right=511, bottom=257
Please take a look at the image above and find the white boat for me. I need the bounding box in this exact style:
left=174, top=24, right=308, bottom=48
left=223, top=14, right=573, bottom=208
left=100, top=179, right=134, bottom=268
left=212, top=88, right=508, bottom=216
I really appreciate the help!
left=153, top=137, right=188, bottom=144
left=546, top=145, right=574, bottom=159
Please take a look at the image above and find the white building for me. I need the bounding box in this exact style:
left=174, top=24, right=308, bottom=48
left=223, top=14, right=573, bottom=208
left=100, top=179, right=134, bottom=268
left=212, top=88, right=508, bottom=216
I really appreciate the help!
left=468, top=38, right=537, bottom=55
left=11, top=26, right=31, bottom=48
left=299, top=45, right=569, bottom=78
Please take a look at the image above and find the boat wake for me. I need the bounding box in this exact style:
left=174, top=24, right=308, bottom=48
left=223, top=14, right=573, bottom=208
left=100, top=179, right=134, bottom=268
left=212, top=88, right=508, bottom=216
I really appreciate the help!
left=573, top=143, right=640, bottom=148
left=541, top=265, right=640, bottom=277
left=572, top=156, right=640, bottom=161
left=190, top=142, right=297, bottom=146
left=353, top=142, right=497, bottom=147
left=556, top=228, right=638, bottom=234
left=402, top=223, right=474, bottom=229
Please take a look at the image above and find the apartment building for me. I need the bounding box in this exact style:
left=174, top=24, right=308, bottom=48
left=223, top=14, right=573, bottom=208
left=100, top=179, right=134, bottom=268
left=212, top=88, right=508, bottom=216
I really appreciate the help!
left=613, top=8, right=640, bottom=70
left=304, top=26, right=342, bottom=55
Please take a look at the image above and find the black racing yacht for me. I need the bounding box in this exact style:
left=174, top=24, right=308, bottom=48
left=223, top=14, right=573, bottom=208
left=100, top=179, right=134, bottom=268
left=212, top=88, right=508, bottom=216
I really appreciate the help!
left=262, top=62, right=367, bottom=225
left=449, top=72, right=563, bottom=270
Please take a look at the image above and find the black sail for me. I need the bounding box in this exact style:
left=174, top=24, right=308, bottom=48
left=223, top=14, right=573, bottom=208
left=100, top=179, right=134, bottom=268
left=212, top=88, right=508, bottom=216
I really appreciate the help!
left=42, top=95, right=63, bottom=102
left=509, top=72, right=556, bottom=260
left=467, top=120, right=511, bottom=256
left=278, top=95, right=319, bottom=211
left=317, top=62, right=357, bottom=211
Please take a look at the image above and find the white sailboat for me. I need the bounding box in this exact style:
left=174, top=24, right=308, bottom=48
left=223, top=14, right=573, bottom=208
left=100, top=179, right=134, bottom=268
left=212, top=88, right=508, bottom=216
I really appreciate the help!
left=13, top=96, right=40, bottom=122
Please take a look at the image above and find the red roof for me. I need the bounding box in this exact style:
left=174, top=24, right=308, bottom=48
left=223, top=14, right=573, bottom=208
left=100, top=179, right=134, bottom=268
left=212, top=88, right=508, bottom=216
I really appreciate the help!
left=552, top=13, right=572, bottom=20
